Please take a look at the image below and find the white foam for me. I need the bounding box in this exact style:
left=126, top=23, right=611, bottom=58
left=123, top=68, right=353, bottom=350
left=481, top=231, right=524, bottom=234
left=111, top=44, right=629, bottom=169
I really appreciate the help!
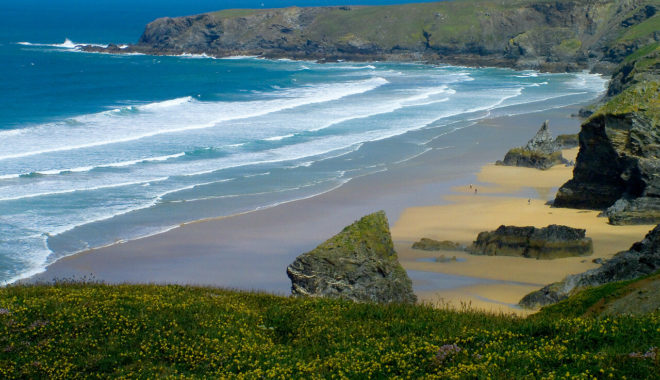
left=263, top=134, right=295, bottom=141
left=0, top=178, right=169, bottom=202
left=0, top=78, right=388, bottom=161
left=17, top=39, right=108, bottom=50
left=140, top=96, right=194, bottom=110
left=219, top=55, right=259, bottom=60
left=178, top=52, right=215, bottom=59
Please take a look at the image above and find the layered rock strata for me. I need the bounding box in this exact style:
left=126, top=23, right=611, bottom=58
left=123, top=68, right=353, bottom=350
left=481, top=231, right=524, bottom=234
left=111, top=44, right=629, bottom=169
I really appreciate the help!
left=468, top=224, right=593, bottom=260
left=286, top=211, right=416, bottom=304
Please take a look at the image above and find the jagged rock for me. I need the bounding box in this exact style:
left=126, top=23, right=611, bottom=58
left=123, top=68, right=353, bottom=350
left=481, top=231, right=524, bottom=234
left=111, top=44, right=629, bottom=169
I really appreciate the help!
left=412, top=238, right=464, bottom=251
left=286, top=211, right=416, bottom=304
left=468, top=224, right=593, bottom=260
left=525, top=120, right=559, bottom=153
left=520, top=224, right=660, bottom=308
left=496, top=121, right=566, bottom=170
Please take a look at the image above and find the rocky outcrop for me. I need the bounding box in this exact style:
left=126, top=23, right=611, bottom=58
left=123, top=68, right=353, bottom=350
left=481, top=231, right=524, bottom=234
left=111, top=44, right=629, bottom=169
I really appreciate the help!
left=553, top=45, right=660, bottom=223
left=412, top=238, right=465, bottom=251
left=520, top=224, right=660, bottom=308
left=81, top=0, right=657, bottom=73
left=469, top=224, right=593, bottom=260
left=286, top=211, right=416, bottom=304
left=496, top=121, right=567, bottom=170
left=555, top=134, right=579, bottom=149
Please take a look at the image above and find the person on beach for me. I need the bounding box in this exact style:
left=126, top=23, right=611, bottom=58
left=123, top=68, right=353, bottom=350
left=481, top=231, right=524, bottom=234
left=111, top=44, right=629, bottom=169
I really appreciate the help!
left=528, top=198, right=531, bottom=205
left=474, top=188, right=478, bottom=195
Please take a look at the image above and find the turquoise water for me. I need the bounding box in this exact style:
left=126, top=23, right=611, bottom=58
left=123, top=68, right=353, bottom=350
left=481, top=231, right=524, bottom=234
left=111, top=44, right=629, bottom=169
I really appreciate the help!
left=0, top=1, right=608, bottom=284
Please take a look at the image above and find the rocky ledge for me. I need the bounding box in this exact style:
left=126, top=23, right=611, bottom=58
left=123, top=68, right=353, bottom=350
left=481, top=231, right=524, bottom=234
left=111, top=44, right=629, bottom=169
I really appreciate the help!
left=496, top=120, right=568, bottom=170
left=468, top=224, right=593, bottom=260
left=286, top=211, right=416, bottom=304
left=520, top=224, right=660, bottom=308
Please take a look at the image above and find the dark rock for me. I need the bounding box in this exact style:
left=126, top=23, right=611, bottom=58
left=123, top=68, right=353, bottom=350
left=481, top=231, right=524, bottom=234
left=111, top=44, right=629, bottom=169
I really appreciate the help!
left=496, top=121, right=567, bottom=170
left=554, top=134, right=579, bottom=149
left=553, top=46, right=660, bottom=225
left=412, top=238, right=465, bottom=251
left=497, top=149, right=565, bottom=170
left=520, top=224, right=660, bottom=308
left=286, top=211, right=416, bottom=304
left=469, top=224, right=593, bottom=260
left=592, top=258, right=604, bottom=264
left=554, top=112, right=660, bottom=221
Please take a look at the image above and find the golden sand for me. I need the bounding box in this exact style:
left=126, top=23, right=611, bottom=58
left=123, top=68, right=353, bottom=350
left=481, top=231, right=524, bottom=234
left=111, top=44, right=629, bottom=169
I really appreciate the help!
left=391, top=149, right=654, bottom=315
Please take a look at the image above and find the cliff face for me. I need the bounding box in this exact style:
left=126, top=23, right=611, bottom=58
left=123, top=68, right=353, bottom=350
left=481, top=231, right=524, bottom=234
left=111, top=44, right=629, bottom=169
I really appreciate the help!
left=87, top=0, right=659, bottom=73
left=554, top=45, right=660, bottom=224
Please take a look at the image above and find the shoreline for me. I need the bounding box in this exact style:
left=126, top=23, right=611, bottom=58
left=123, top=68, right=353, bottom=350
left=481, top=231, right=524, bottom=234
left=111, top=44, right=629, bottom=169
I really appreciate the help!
left=23, top=100, right=650, bottom=314
left=392, top=152, right=654, bottom=314
left=3, top=52, right=608, bottom=287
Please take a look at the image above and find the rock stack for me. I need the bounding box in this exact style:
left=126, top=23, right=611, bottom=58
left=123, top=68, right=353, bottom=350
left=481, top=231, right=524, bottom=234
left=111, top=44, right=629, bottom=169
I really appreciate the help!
left=286, top=211, right=416, bottom=304
left=496, top=121, right=566, bottom=170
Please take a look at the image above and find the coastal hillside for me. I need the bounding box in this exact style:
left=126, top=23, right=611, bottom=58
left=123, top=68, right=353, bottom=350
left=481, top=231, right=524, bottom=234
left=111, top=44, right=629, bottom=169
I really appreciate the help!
left=1, top=283, right=659, bottom=378
left=554, top=44, right=660, bottom=223
left=87, top=0, right=660, bottom=73
left=537, top=270, right=660, bottom=318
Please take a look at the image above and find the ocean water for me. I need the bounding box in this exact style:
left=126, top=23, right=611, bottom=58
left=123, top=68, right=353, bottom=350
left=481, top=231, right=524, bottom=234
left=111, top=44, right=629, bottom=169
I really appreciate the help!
left=0, top=1, right=608, bottom=284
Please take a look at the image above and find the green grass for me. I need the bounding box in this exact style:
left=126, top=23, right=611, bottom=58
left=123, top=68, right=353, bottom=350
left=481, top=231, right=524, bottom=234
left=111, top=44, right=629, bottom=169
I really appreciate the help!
left=537, top=271, right=660, bottom=319
left=618, top=14, right=660, bottom=42
left=1, top=283, right=658, bottom=378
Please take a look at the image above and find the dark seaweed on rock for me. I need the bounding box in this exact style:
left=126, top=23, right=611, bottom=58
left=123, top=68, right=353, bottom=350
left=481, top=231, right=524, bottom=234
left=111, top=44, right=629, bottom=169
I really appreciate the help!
left=468, top=224, right=593, bottom=260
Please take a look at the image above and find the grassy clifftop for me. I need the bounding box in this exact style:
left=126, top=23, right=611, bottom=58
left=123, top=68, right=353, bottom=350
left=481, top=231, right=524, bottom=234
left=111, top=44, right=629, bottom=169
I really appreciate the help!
left=1, top=283, right=659, bottom=378
left=85, top=0, right=659, bottom=73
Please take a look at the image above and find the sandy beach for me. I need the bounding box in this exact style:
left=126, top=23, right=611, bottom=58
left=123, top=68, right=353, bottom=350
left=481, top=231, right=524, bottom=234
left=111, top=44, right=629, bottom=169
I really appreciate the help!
left=27, top=103, right=655, bottom=314
left=392, top=150, right=654, bottom=314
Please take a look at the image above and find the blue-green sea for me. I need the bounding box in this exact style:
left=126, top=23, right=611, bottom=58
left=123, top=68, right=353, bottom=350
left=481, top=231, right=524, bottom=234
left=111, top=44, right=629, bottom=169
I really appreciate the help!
left=0, top=0, right=608, bottom=284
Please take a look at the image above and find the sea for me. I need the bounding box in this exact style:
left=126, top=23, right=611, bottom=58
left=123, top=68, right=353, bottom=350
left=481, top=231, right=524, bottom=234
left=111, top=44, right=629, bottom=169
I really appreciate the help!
left=0, top=0, right=608, bottom=284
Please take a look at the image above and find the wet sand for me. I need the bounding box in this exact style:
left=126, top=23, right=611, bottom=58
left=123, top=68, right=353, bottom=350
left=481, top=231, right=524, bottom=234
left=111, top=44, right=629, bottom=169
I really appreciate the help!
left=27, top=104, right=654, bottom=314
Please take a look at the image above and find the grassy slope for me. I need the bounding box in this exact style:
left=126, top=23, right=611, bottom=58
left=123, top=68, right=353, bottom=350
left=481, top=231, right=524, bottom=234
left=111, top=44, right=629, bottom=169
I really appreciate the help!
left=205, top=0, right=647, bottom=53
left=537, top=271, right=660, bottom=319
left=0, top=283, right=659, bottom=379
left=593, top=44, right=660, bottom=123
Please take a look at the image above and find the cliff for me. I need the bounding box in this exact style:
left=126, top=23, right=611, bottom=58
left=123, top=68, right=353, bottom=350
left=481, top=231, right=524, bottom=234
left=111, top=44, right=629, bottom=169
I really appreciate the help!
left=85, top=0, right=660, bottom=73
left=553, top=44, right=660, bottom=224
left=286, top=211, right=416, bottom=303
